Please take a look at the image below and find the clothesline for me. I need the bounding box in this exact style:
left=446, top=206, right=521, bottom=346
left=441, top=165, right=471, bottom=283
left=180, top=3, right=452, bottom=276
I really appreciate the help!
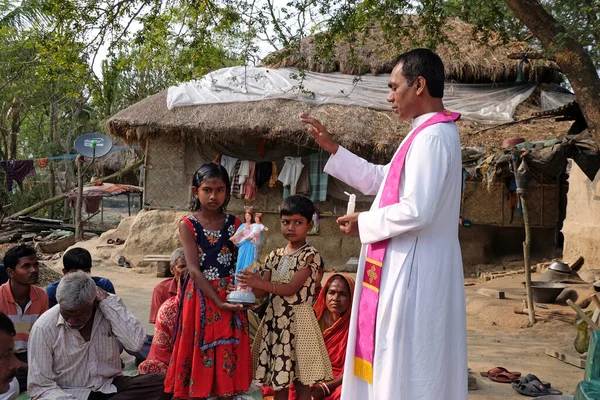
left=0, top=146, right=139, bottom=192
left=217, top=152, right=329, bottom=203
left=0, top=146, right=139, bottom=163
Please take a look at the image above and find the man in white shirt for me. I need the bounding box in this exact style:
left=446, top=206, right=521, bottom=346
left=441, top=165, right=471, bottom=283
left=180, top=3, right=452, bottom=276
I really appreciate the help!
left=300, top=48, right=467, bottom=400
left=27, top=271, right=171, bottom=400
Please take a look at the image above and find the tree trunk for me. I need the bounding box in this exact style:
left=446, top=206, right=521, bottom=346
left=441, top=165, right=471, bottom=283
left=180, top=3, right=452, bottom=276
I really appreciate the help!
left=7, top=101, right=20, bottom=159
left=504, top=0, right=600, bottom=144
left=49, top=163, right=56, bottom=219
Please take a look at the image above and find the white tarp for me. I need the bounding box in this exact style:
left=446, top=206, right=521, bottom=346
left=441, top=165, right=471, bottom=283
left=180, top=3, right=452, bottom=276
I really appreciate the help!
left=167, top=66, right=536, bottom=124
left=541, top=90, right=576, bottom=111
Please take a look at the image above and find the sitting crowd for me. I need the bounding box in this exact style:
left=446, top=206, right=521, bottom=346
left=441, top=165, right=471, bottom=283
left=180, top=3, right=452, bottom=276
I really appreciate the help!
left=0, top=195, right=353, bottom=400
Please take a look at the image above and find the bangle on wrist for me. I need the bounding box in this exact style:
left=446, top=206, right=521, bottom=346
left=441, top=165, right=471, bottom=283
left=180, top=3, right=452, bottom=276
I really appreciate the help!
left=271, top=282, right=276, bottom=294
left=320, top=382, right=330, bottom=396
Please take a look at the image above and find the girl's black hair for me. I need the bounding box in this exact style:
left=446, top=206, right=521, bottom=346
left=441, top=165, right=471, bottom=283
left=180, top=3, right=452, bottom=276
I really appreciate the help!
left=191, top=163, right=231, bottom=212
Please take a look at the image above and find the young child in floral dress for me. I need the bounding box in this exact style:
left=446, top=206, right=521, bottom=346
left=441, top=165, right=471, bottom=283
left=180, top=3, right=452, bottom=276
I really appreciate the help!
left=165, top=163, right=251, bottom=400
left=239, top=195, right=333, bottom=400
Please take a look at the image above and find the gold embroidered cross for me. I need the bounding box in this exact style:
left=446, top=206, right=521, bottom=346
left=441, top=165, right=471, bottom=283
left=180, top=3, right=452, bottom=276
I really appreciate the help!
left=367, top=266, right=378, bottom=284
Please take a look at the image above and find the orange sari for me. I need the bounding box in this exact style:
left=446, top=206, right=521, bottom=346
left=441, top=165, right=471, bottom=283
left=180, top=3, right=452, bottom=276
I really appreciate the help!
left=263, top=274, right=355, bottom=400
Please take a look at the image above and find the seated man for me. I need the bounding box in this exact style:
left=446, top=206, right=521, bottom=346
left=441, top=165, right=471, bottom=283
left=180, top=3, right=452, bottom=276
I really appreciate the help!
left=0, top=244, right=48, bottom=394
left=46, top=247, right=115, bottom=308
left=28, top=271, right=171, bottom=400
left=0, top=313, right=21, bottom=399
left=149, top=248, right=186, bottom=324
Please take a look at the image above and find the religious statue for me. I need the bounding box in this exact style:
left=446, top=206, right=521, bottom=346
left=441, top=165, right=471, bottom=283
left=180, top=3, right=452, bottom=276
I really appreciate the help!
left=227, top=206, right=268, bottom=305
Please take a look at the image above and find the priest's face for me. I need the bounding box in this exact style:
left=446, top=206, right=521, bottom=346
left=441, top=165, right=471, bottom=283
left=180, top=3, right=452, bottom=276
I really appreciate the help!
left=386, top=62, right=421, bottom=121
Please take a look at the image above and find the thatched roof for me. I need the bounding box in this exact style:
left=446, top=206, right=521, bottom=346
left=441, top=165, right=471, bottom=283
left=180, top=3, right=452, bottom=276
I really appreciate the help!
left=105, top=89, right=572, bottom=162
left=263, top=18, right=561, bottom=84
left=93, top=146, right=139, bottom=173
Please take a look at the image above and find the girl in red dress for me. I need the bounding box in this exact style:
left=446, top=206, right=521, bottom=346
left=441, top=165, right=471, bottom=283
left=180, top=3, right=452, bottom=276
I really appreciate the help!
left=165, top=163, right=252, bottom=400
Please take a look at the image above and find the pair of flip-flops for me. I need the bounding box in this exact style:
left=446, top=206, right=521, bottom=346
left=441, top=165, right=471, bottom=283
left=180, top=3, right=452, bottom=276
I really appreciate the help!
left=480, top=367, right=521, bottom=383
left=511, top=374, right=562, bottom=397
left=107, top=238, right=125, bottom=245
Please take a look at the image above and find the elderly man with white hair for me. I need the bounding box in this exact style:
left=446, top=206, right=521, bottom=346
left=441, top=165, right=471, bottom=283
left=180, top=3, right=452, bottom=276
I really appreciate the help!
left=27, top=271, right=171, bottom=400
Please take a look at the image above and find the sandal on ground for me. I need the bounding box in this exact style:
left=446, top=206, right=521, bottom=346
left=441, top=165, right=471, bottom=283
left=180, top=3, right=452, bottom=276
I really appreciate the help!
left=512, top=378, right=562, bottom=397
left=115, top=238, right=125, bottom=245
left=480, top=367, right=522, bottom=379
left=489, top=372, right=520, bottom=383
left=107, top=239, right=115, bottom=244
left=517, top=374, right=551, bottom=389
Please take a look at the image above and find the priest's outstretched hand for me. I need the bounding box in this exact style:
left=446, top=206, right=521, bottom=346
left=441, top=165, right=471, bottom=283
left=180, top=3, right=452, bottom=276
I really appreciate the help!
left=336, top=212, right=360, bottom=237
left=299, top=113, right=340, bottom=154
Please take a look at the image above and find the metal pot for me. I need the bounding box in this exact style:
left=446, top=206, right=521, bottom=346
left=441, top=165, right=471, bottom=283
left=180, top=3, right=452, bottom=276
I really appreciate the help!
left=548, top=260, right=571, bottom=274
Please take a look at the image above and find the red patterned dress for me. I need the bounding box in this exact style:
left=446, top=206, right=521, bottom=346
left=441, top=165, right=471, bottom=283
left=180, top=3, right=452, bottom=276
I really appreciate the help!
left=165, top=214, right=251, bottom=398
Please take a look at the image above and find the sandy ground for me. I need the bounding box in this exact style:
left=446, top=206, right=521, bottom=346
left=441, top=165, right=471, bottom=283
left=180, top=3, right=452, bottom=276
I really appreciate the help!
left=40, top=258, right=587, bottom=399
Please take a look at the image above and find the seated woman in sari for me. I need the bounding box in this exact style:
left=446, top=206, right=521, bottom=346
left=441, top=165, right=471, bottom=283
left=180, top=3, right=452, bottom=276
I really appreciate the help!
left=261, top=273, right=355, bottom=400
left=138, top=270, right=188, bottom=374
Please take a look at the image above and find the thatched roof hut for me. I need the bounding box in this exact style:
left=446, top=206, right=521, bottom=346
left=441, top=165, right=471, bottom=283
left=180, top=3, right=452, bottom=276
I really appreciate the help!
left=263, top=18, right=561, bottom=84
left=105, top=88, right=572, bottom=163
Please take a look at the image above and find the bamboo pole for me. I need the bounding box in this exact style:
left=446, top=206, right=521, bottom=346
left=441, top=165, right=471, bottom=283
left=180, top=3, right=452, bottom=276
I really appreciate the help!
left=520, top=192, right=536, bottom=326
left=75, top=155, right=84, bottom=241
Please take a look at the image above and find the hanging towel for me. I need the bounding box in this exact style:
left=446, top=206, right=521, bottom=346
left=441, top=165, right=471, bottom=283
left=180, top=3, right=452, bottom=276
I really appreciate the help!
left=256, top=162, right=272, bottom=188
left=238, top=160, right=250, bottom=186
left=243, top=161, right=257, bottom=201
left=308, top=152, right=329, bottom=201
left=269, top=162, right=278, bottom=188
left=230, top=160, right=243, bottom=198
left=278, top=157, right=304, bottom=196
left=0, top=160, right=36, bottom=191
left=36, top=158, right=49, bottom=169
left=296, top=157, right=311, bottom=196
left=220, top=155, right=238, bottom=179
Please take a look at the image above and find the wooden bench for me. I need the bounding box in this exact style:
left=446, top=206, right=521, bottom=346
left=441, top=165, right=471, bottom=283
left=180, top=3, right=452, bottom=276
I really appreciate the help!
left=141, top=254, right=173, bottom=278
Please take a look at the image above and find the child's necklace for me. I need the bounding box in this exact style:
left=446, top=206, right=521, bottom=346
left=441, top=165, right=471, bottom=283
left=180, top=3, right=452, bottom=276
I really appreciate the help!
left=278, top=243, right=309, bottom=276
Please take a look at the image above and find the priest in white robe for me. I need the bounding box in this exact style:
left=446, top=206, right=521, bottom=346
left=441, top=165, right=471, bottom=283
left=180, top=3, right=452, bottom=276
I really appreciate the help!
left=300, top=48, right=467, bottom=400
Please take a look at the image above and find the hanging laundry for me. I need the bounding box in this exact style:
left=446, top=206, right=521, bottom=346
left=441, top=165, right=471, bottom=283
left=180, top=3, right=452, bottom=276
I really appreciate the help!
left=308, top=152, right=329, bottom=202
left=230, top=160, right=243, bottom=198
left=220, top=155, right=238, bottom=179
left=258, top=139, right=265, bottom=157
left=255, top=162, right=272, bottom=188
left=36, top=158, right=49, bottom=169
left=238, top=160, right=250, bottom=186
left=296, top=157, right=311, bottom=196
left=0, top=160, right=36, bottom=191
left=269, top=162, right=278, bottom=188
left=243, top=161, right=258, bottom=201
left=278, top=157, right=304, bottom=196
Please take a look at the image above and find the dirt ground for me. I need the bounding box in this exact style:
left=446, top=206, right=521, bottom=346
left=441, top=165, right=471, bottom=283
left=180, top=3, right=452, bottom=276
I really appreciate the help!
left=33, top=255, right=590, bottom=399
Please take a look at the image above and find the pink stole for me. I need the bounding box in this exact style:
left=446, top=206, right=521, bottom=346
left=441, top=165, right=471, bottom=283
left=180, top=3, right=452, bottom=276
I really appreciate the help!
left=354, top=110, right=461, bottom=383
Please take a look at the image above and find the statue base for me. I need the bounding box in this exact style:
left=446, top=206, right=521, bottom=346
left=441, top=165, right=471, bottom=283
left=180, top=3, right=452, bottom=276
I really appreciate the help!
left=226, top=290, right=256, bottom=307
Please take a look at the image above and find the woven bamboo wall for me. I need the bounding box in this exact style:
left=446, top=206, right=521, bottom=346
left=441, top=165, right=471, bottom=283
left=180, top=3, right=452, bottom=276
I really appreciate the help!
left=145, top=136, right=188, bottom=209
left=462, top=182, right=560, bottom=228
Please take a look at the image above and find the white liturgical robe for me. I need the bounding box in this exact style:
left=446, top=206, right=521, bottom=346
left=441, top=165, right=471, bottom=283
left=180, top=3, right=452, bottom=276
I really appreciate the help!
left=324, top=111, right=468, bottom=400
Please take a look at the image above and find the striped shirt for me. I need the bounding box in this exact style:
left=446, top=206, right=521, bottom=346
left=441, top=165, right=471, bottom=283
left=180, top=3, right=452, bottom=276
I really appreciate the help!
left=27, top=294, right=146, bottom=399
left=0, top=282, right=48, bottom=353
